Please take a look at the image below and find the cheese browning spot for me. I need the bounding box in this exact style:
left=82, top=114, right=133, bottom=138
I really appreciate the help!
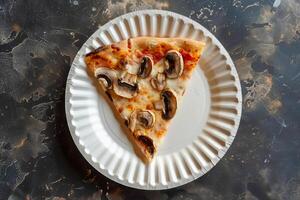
left=127, top=104, right=133, bottom=111
left=156, top=130, right=165, bottom=138
left=146, top=104, right=153, bottom=110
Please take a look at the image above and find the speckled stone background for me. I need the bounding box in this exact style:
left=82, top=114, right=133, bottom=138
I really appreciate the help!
left=0, top=0, right=300, bottom=199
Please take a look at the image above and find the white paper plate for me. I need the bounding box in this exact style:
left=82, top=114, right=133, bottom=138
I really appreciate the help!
left=65, top=10, right=242, bottom=190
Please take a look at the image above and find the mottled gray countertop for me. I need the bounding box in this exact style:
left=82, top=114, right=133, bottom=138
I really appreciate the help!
left=0, top=0, right=300, bottom=199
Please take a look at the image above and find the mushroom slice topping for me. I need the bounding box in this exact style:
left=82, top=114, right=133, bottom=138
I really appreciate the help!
left=161, top=89, right=177, bottom=120
left=136, top=110, right=155, bottom=129
left=113, top=72, right=139, bottom=98
left=137, top=135, right=155, bottom=157
left=150, top=72, right=166, bottom=91
left=129, top=110, right=155, bottom=132
left=128, top=111, right=137, bottom=132
left=164, top=50, right=184, bottom=79
left=94, top=68, right=117, bottom=90
left=137, top=56, right=153, bottom=78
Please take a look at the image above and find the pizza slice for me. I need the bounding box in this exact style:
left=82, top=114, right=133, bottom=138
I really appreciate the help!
left=85, top=37, right=205, bottom=163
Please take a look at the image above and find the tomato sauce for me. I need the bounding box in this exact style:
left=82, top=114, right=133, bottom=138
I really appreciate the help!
left=180, top=49, right=194, bottom=62
left=126, top=105, right=133, bottom=111
left=139, top=43, right=171, bottom=63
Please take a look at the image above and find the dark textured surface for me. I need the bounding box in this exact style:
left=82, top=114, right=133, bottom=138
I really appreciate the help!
left=0, top=0, right=300, bottom=199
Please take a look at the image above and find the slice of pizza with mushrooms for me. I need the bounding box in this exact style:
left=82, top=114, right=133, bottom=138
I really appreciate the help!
left=85, top=37, right=205, bottom=163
